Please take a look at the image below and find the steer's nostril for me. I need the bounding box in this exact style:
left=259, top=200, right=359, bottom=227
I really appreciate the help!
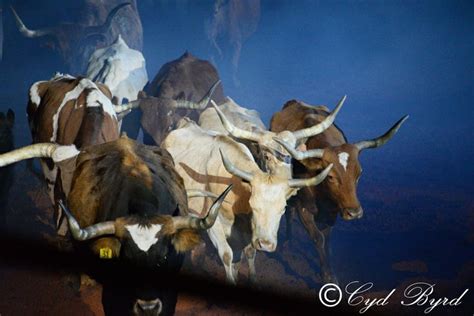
left=257, top=239, right=274, bottom=251
left=134, top=298, right=162, bottom=315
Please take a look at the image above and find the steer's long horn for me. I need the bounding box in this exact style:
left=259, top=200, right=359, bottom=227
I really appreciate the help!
left=0, top=143, right=80, bottom=167
left=174, top=80, right=221, bottom=109
left=288, top=164, right=333, bottom=188
left=219, top=149, right=254, bottom=182
left=59, top=200, right=116, bottom=241
left=292, top=95, right=346, bottom=140
left=85, top=3, right=131, bottom=37
left=114, top=100, right=140, bottom=113
left=354, top=115, right=409, bottom=151
left=211, top=100, right=261, bottom=142
left=172, top=184, right=233, bottom=230
left=273, top=137, right=324, bottom=160
left=10, top=6, right=55, bottom=38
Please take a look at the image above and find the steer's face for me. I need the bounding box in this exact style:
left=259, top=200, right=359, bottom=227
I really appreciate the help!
left=116, top=215, right=201, bottom=268
left=303, top=144, right=363, bottom=220
left=248, top=174, right=297, bottom=252
left=114, top=214, right=202, bottom=316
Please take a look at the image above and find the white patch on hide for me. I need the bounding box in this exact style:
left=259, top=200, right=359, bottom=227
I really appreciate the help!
left=29, top=81, right=46, bottom=107
left=51, top=73, right=76, bottom=81
left=125, top=224, right=162, bottom=252
left=338, top=152, right=350, bottom=171
left=50, top=78, right=116, bottom=142
left=86, top=87, right=117, bottom=118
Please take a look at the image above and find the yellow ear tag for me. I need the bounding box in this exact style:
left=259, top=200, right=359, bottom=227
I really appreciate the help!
left=99, top=247, right=113, bottom=259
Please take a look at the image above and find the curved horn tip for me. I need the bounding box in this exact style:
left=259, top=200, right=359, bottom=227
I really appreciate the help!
left=336, top=95, right=347, bottom=111
left=355, top=114, right=410, bottom=150
left=323, top=163, right=334, bottom=175
left=202, top=184, right=233, bottom=228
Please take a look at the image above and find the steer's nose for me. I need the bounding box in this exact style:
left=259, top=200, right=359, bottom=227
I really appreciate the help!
left=341, top=207, right=363, bottom=220
left=133, top=298, right=162, bottom=316
left=256, top=239, right=276, bottom=252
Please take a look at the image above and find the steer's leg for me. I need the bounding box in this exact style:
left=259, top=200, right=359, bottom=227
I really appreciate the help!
left=207, top=221, right=237, bottom=284
left=243, top=244, right=257, bottom=284
left=297, top=206, right=337, bottom=284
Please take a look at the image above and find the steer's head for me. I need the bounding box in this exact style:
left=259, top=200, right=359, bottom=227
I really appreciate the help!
left=210, top=96, right=345, bottom=176
left=59, top=184, right=232, bottom=315
left=219, top=150, right=332, bottom=252
left=275, top=115, right=408, bottom=220
left=10, top=3, right=131, bottom=73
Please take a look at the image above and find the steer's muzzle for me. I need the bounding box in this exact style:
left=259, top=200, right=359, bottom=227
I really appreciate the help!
left=254, top=239, right=276, bottom=252
left=341, top=207, right=364, bottom=221
left=133, top=298, right=162, bottom=316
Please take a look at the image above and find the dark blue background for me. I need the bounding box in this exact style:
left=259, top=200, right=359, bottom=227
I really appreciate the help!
left=0, top=0, right=472, bottom=294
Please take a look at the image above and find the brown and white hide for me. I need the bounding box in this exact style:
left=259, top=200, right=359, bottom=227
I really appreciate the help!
left=27, top=74, right=120, bottom=232
left=270, top=99, right=408, bottom=283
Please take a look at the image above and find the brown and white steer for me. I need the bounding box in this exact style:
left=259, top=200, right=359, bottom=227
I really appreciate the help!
left=0, top=136, right=231, bottom=315
left=163, top=119, right=332, bottom=284
left=270, top=99, right=408, bottom=283
left=27, top=73, right=125, bottom=232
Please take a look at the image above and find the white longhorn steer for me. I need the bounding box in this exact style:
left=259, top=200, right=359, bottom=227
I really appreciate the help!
left=87, top=34, right=148, bottom=106
left=162, top=119, right=332, bottom=284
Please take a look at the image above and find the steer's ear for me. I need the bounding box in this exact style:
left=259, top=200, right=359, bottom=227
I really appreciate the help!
left=171, top=229, right=202, bottom=253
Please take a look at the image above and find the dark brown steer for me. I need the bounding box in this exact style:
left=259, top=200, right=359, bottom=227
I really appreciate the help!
left=0, top=136, right=231, bottom=315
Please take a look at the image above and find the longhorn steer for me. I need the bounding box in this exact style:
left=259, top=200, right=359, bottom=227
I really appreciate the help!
left=0, top=136, right=231, bottom=315
left=10, top=2, right=142, bottom=74
left=137, top=52, right=226, bottom=145
left=27, top=73, right=127, bottom=232
left=162, top=119, right=332, bottom=284
left=270, top=99, right=408, bottom=283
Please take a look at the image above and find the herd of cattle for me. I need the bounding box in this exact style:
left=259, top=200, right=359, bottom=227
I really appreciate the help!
left=0, top=2, right=408, bottom=316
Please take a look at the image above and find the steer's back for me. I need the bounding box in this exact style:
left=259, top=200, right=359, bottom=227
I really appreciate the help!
left=27, top=75, right=118, bottom=145
left=64, top=136, right=188, bottom=255
left=163, top=119, right=254, bottom=219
